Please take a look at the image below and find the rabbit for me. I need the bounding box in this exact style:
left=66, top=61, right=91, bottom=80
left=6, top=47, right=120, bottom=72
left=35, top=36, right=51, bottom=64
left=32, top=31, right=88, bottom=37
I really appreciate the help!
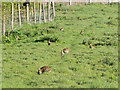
left=63, top=48, right=69, bottom=53
left=61, top=48, right=69, bottom=57
left=60, top=27, right=64, bottom=31
left=80, top=29, right=84, bottom=34
left=48, top=40, right=52, bottom=45
left=78, top=17, right=82, bottom=21
left=16, top=36, right=18, bottom=41
left=89, top=43, right=94, bottom=49
left=38, top=66, right=51, bottom=75
left=72, top=10, right=75, bottom=12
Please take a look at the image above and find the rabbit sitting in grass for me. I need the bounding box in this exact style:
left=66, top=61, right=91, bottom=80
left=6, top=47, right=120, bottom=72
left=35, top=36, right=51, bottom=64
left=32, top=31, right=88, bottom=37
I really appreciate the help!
left=38, top=66, right=51, bottom=75
left=80, top=29, right=84, bottom=34
left=60, top=27, right=64, bottom=31
left=89, top=43, right=94, bottom=49
left=48, top=40, right=52, bottom=45
left=63, top=48, right=69, bottom=53
left=61, top=48, right=69, bottom=57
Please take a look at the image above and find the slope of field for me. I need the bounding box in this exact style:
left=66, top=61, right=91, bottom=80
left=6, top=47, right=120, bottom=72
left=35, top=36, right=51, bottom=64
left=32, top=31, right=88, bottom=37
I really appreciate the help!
left=2, top=3, right=118, bottom=88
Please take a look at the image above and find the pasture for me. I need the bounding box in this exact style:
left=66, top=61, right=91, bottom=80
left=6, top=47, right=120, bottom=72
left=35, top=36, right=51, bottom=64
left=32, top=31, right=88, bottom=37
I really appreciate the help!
left=2, top=3, right=118, bottom=88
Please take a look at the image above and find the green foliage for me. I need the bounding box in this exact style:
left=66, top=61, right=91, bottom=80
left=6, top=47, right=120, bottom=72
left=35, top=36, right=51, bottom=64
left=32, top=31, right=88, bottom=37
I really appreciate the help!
left=2, top=23, right=61, bottom=44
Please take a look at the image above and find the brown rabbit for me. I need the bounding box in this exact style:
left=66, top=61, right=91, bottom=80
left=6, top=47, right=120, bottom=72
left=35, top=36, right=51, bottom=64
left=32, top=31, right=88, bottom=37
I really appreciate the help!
left=48, top=40, right=52, bottom=45
left=16, top=36, right=18, bottom=41
left=72, top=10, right=75, bottom=12
left=89, top=43, right=94, bottom=49
left=61, top=48, right=69, bottom=57
left=80, top=29, right=84, bottom=34
left=60, top=27, right=64, bottom=31
left=63, top=48, right=69, bottom=53
left=38, top=66, right=51, bottom=75
left=78, top=17, right=82, bottom=21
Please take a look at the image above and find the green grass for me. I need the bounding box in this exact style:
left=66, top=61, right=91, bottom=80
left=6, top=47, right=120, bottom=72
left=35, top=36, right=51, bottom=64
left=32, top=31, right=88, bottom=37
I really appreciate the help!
left=2, top=3, right=118, bottom=88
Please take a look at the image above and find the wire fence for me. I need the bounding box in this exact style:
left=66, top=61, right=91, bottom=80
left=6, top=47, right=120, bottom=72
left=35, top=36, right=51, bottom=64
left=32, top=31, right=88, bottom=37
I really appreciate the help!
left=2, top=2, right=55, bottom=36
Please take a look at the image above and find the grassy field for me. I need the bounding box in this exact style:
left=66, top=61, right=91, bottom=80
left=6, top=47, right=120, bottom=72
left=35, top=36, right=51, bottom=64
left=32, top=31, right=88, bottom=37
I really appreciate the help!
left=2, top=3, right=118, bottom=88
